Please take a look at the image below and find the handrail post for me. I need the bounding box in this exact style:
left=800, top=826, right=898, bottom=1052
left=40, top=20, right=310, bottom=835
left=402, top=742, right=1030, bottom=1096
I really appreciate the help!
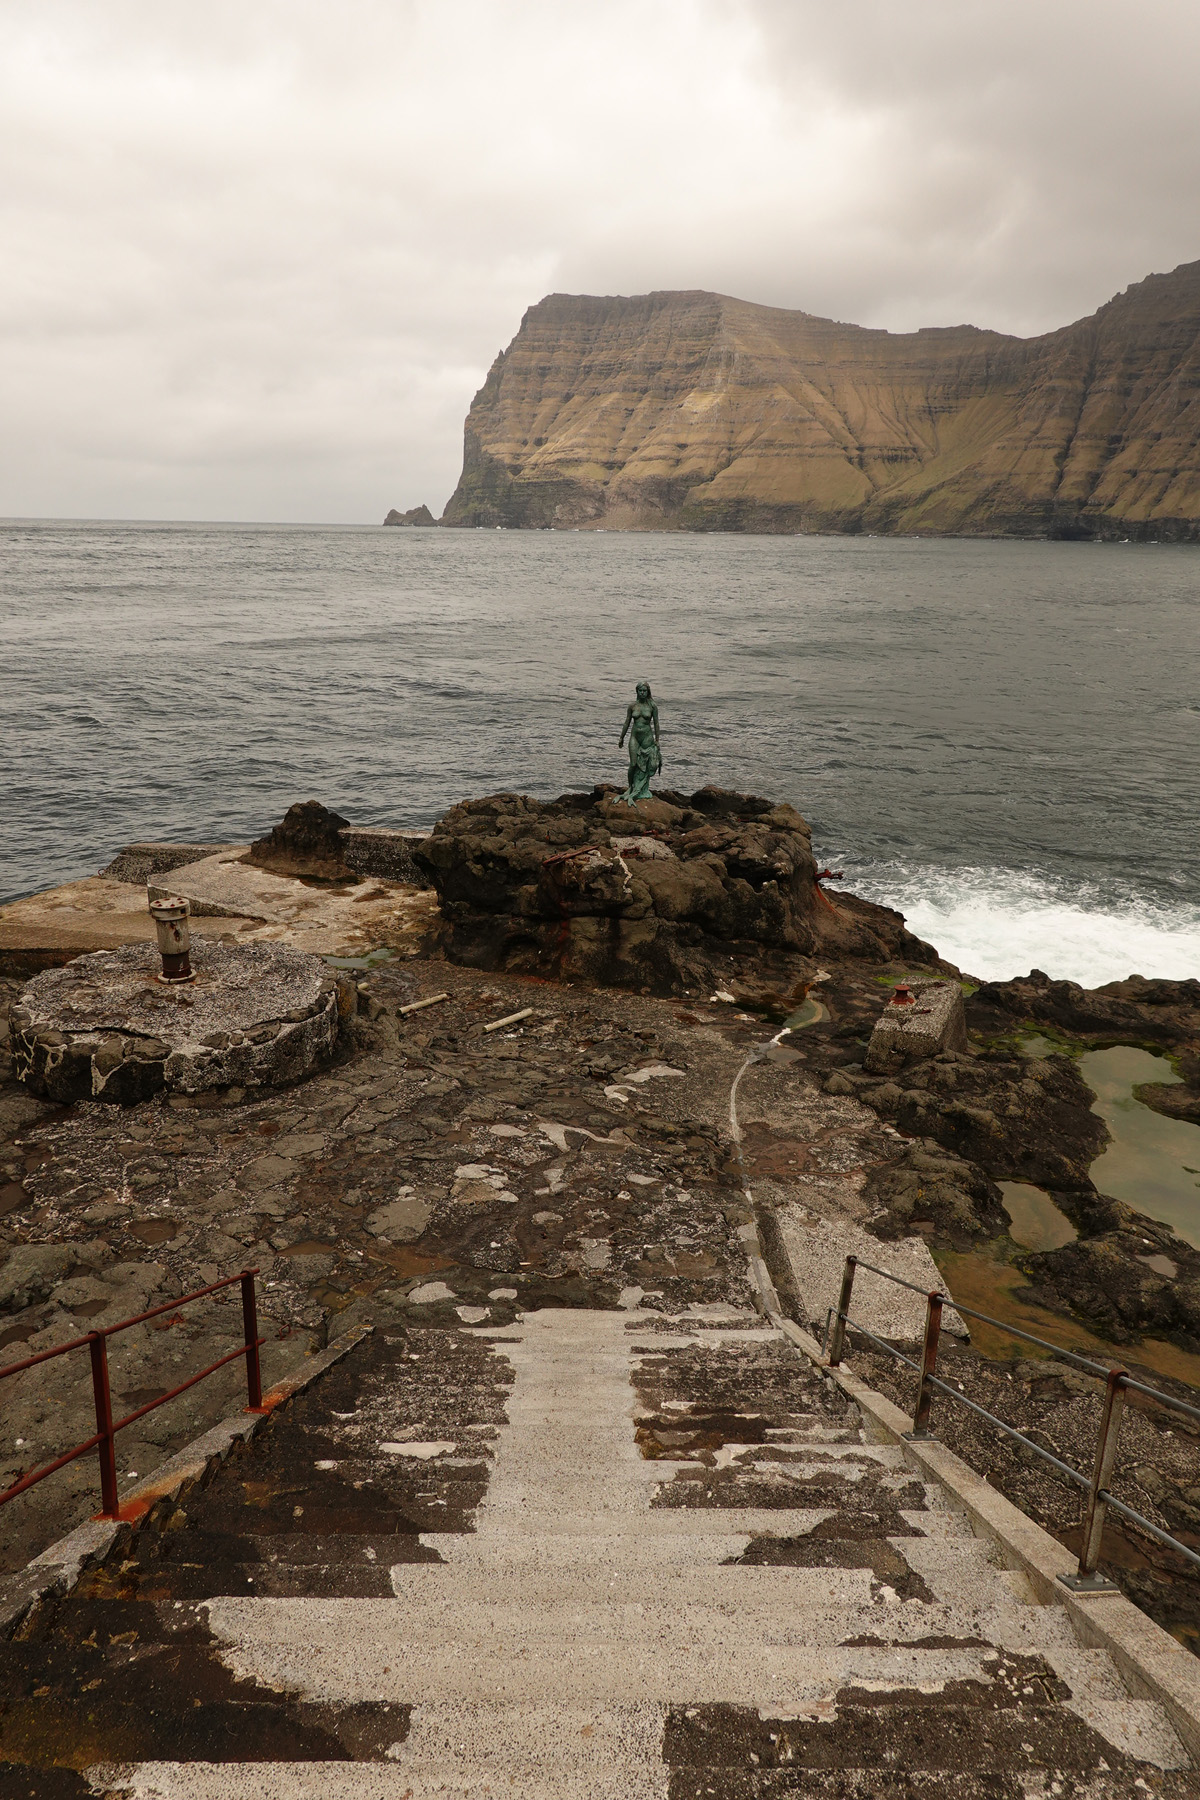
left=827, top=1256, right=856, bottom=1366
left=88, top=1332, right=119, bottom=1519
left=1060, top=1366, right=1126, bottom=1593
left=905, top=1292, right=943, bottom=1441
left=241, top=1271, right=266, bottom=1411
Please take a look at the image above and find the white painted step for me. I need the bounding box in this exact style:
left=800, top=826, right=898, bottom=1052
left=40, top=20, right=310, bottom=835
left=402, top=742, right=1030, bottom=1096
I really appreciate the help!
left=203, top=1608, right=1087, bottom=1707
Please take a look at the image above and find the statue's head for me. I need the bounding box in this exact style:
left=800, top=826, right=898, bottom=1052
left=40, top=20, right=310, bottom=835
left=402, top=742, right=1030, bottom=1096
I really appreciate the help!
left=635, top=681, right=652, bottom=701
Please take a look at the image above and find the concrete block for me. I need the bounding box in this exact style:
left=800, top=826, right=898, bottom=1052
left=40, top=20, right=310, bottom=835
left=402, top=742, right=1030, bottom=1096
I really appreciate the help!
left=865, top=978, right=967, bottom=1072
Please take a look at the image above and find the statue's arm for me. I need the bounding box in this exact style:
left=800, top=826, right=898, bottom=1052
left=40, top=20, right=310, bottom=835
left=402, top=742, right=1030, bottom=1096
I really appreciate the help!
left=651, top=703, right=661, bottom=743
left=618, top=704, right=633, bottom=747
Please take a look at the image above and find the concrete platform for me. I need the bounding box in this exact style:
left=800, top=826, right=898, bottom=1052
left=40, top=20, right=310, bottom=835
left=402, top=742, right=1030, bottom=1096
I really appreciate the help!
left=0, top=857, right=437, bottom=974
left=9, top=940, right=345, bottom=1102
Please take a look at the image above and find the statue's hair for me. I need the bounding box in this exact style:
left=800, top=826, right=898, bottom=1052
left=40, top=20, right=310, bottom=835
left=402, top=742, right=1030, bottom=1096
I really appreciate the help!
left=636, top=680, right=653, bottom=697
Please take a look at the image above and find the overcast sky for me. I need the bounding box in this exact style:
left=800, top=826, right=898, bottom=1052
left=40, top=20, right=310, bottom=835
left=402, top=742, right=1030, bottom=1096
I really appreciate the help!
left=3, top=0, right=1199, bottom=523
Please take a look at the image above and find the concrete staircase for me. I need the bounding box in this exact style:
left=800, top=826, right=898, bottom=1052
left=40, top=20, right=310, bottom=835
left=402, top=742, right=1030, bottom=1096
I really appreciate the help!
left=2, top=1309, right=1197, bottom=1797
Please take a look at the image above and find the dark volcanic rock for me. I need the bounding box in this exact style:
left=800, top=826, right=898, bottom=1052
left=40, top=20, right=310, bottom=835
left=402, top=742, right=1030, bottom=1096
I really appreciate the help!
left=969, top=970, right=1200, bottom=1050
left=413, top=786, right=937, bottom=996
left=844, top=1049, right=1108, bottom=1190
left=967, top=969, right=1200, bottom=1121
left=246, top=801, right=354, bottom=882
left=384, top=505, right=436, bottom=526
left=1018, top=1230, right=1200, bottom=1349
left=862, top=1138, right=1007, bottom=1247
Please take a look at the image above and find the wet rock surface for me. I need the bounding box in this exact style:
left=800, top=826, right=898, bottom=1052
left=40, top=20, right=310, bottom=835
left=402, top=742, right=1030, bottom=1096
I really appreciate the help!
left=799, top=963, right=1200, bottom=1351
left=970, top=970, right=1200, bottom=1104
left=414, top=785, right=939, bottom=994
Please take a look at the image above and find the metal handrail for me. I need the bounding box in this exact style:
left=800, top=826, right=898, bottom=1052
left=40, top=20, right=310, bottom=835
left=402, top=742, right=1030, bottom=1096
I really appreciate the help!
left=0, top=1268, right=266, bottom=1520
left=825, top=1252, right=1200, bottom=1591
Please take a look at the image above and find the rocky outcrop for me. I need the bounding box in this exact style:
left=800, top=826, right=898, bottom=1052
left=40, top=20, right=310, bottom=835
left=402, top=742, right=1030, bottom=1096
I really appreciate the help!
left=246, top=800, right=355, bottom=882
left=413, top=785, right=937, bottom=995
left=862, top=1140, right=1007, bottom=1248
left=384, top=504, right=436, bottom=526
left=1020, top=1227, right=1200, bottom=1348
left=968, top=970, right=1200, bottom=1106
left=442, top=263, right=1200, bottom=539
left=803, top=961, right=1200, bottom=1348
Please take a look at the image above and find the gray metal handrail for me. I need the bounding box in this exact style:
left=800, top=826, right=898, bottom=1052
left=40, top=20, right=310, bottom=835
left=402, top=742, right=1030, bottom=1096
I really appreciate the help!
left=824, top=1252, right=1200, bottom=1592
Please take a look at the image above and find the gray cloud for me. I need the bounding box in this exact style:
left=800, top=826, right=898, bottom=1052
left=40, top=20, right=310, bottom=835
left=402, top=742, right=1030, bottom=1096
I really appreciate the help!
left=2, top=0, right=1197, bottom=521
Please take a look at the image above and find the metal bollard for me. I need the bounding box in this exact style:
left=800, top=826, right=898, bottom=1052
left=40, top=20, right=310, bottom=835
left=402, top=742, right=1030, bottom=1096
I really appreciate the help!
left=906, top=1292, right=944, bottom=1440
left=88, top=1331, right=119, bottom=1519
left=1060, top=1366, right=1127, bottom=1593
left=149, top=895, right=194, bottom=983
left=827, top=1256, right=857, bottom=1366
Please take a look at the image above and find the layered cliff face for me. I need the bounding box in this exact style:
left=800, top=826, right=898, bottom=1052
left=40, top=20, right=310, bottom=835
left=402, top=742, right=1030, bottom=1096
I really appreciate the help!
left=441, top=264, right=1200, bottom=538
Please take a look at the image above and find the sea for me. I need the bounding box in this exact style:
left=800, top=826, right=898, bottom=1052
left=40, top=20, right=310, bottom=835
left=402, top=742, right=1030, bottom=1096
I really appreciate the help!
left=1, top=521, right=1197, bottom=989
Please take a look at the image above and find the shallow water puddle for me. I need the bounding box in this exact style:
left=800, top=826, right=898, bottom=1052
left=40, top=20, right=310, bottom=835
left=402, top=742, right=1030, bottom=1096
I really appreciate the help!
left=932, top=1247, right=1200, bottom=1387
left=1081, top=1046, right=1200, bottom=1249
left=999, top=1181, right=1076, bottom=1252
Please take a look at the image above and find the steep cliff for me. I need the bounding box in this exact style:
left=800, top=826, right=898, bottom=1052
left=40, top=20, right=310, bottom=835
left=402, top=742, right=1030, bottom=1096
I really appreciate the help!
left=441, top=264, right=1200, bottom=538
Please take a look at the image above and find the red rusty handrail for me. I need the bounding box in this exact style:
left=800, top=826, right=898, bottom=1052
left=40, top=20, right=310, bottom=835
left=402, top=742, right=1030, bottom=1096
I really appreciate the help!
left=0, top=1269, right=266, bottom=1519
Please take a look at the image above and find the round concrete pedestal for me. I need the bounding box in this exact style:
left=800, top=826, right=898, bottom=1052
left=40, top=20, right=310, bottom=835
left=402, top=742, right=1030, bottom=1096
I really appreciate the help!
left=9, top=941, right=351, bottom=1104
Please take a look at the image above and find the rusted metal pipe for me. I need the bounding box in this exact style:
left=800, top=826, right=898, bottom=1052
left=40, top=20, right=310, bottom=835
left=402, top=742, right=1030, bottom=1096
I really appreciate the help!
left=149, top=895, right=194, bottom=983
left=907, top=1292, right=944, bottom=1441
left=88, top=1331, right=119, bottom=1519
left=1061, top=1366, right=1127, bottom=1593
left=827, top=1255, right=857, bottom=1366
left=242, top=1270, right=266, bottom=1411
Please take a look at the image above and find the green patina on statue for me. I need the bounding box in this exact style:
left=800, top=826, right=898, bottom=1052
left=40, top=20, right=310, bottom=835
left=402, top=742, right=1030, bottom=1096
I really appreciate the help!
left=618, top=681, right=662, bottom=803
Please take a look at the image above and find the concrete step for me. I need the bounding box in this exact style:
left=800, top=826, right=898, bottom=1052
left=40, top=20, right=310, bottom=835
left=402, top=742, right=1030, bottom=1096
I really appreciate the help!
left=83, top=1764, right=1200, bottom=1800
left=203, top=1601, right=1176, bottom=1723
left=5, top=1304, right=1192, bottom=1800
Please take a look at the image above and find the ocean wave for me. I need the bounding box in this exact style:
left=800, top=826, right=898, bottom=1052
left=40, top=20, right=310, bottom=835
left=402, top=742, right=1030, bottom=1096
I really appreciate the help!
left=844, top=863, right=1200, bottom=987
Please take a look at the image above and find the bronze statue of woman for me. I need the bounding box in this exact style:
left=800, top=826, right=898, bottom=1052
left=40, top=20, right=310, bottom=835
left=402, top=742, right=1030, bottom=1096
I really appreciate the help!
left=618, top=681, right=662, bottom=803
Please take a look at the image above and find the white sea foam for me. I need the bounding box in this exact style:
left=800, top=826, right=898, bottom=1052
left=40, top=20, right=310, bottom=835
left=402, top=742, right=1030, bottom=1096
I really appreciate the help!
left=847, top=865, right=1200, bottom=987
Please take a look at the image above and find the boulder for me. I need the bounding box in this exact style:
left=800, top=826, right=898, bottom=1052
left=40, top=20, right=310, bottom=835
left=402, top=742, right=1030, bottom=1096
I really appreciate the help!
left=339, top=827, right=428, bottom=886
left=0, top=1245, right=79, bottom=1313
left=245, top=801, right=354, bottom=881
left=413, top=785, right=932, bottom=996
